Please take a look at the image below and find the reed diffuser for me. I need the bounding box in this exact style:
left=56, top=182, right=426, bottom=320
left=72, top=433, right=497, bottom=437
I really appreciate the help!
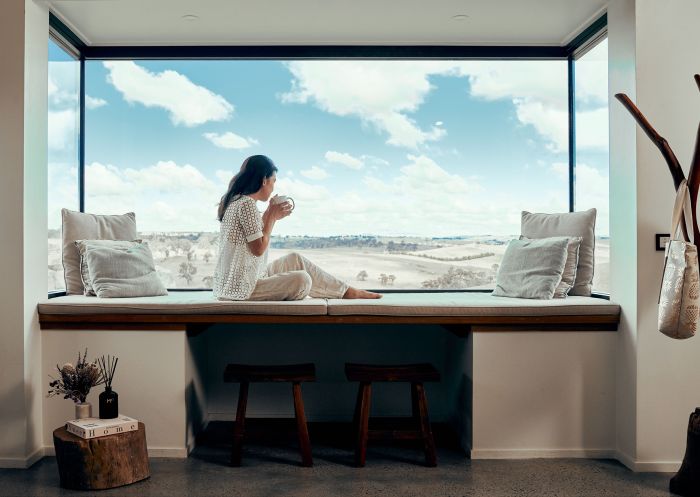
left=98, top=355, right=119, bottom=419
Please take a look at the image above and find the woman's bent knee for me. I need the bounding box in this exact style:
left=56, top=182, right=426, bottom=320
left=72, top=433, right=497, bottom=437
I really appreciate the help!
left=288, top=270, right=312, bottom=300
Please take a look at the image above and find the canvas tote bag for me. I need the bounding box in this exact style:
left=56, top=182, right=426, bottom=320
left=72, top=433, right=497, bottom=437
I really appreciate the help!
left=659, top=179, right=700, bottom=339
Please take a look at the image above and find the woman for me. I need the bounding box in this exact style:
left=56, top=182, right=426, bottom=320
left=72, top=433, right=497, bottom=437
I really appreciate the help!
left=213, top=155, right=382, bottom=301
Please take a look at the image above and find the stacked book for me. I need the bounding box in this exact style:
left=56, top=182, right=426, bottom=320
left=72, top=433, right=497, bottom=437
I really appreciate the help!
left=66, top=415, right=139, bottom=439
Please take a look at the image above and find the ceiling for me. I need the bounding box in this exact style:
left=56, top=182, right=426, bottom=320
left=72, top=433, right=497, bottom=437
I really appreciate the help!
left=48, top=0, right=607, bottom=47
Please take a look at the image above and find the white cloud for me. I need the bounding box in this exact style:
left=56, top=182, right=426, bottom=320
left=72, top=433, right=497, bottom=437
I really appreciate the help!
left=575, top=107, right=609, bottom=150
left=86, top=95, right=107, bottom=110
left=48, top=163, right=78, bottom=230
left=103, top=61, right=234, bottom=127
left=552, top=161, right=609, bottom=235
left=274, top=177, right=331, bottom=203
left=281, top=60, right=606, bottom=153
left=300, top=165, right=329, bottom=180
left=215, top=169, right=235, bottom=185
left=203, top=131, right=259, bottom=149
left=123, top=161, right=217, bottom=192
left=48, top=109, right=76, bottom=151
left=85, top=160, right=223, bottom=231
left=271, top=153, right=568, bottom=237
left=325, top=151, right=364, bottom=170
left=281, top=61, right=448, bottom=149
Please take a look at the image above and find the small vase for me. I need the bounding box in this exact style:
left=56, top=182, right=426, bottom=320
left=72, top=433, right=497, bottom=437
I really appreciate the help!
left=75, top=402, right=92, bottom=420
left=99, top=387, right=119, bottom=419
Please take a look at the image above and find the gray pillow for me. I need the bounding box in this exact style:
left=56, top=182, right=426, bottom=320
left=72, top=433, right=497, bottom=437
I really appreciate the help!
left=62, top=209, right=138, bottom=295
left=492, top=237, right=570, bottom=299
left=81, top=241, right=167, bottom=298
left=520, top=235, right=582, bottom=298
left=75, top=239, right=143, bottom=296
left=521, top=209, right=596, bottom=296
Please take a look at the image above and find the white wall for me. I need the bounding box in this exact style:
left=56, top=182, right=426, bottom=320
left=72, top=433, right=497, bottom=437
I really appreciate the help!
left=633, top=0, right=700, bottom=471
left=608, top=0, right=638, bottom=467
left=609, top=0, right=700, bottom=471
left=0, top=0, right=48, bottom=468
left=42, top=329, right=203, bottom=457
left=470, top=331, right=617, bottom=459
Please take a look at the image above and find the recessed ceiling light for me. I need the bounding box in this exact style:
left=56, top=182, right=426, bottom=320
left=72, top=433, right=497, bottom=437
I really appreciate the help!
left=181, top=14, right=199, bottom=21
left=451, top=14, right=470, bottom=21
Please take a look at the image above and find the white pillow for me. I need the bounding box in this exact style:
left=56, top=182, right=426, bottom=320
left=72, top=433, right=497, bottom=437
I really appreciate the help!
left=520, top=236, right=582, bottom=298
left=61, top=209, right=138, bottom=295
left=521, top=209, right=596, bottom=296
left=492, top=237, right=570, bottom=300
left=80, top=240, right=167, bottom=298
left=75, top=239, right=143, bottom=296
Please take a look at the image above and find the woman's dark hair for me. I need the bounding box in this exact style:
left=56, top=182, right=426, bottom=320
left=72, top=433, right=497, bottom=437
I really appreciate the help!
left=218, top=155, right=278, bottom=221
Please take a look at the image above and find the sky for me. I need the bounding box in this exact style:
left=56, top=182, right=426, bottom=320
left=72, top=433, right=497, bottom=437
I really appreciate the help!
left=48, top=40, right=609, bottom=238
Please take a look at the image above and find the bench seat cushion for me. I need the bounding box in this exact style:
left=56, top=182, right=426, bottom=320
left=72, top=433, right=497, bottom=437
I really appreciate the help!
left=326, top=292, right=619, bottom=316
left=38, top=292, right=328, bottom=315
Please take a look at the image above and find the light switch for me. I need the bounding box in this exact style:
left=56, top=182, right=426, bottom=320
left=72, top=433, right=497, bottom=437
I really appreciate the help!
left=656, top=233, right=671, bottom=251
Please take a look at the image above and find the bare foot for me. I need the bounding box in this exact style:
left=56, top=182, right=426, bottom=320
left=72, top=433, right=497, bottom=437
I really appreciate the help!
left=343, top=287, right=383, bottom=299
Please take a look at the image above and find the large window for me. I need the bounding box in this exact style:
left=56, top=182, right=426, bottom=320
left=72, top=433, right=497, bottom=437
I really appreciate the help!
left=83, top=59, right=570, bottom=290
left=48, top=37, right=80, bottom=291
left=574, top=37, right=609, bottom=293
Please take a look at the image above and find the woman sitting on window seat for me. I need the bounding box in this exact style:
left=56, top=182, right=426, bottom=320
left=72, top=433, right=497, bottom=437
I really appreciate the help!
left=213, top=155, right=382, bottom=301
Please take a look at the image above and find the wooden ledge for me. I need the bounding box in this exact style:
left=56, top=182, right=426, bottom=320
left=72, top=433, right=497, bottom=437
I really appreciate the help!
left=39, top=311, right=620, bottom=336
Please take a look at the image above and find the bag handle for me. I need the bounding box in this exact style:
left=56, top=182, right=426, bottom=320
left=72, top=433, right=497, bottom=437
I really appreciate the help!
left=670, top=179, right=694, bottom=243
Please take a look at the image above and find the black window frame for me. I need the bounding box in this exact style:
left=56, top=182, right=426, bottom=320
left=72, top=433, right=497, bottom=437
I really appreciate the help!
left=47, top=11, right=609, bottom=299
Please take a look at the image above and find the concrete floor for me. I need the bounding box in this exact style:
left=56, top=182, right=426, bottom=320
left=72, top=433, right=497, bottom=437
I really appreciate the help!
left=0, top=444, right=677, bottom=497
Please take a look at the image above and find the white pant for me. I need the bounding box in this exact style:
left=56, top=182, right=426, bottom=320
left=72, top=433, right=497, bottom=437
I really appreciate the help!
left=248, top=252, right=349, bottom=301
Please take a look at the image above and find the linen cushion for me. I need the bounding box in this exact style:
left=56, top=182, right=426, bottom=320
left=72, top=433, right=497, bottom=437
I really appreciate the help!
left=38, top=292, right=329, bottom=315
left=81, top=240, right=167, bottom=298
left=521, top=235, right=582, bottom=298
left=75, top=239, right=142, bottom=296
left=325, top=292, right=620, bottom=317
left=62, top=209, right=138, bottom=295
left=521, top=209, right=597, bottom=296
left=492, top=237, right=570, bottom=299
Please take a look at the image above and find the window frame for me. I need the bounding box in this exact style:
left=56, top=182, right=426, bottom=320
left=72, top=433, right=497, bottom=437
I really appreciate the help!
left=47, top=12, right=609, bottom=298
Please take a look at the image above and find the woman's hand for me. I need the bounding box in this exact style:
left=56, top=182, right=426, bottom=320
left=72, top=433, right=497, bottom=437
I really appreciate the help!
left=264, top=196, right=293, bottom=222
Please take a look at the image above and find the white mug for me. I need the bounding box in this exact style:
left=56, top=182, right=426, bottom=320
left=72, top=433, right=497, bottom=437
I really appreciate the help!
left=271, top=195, right=295, bottom=211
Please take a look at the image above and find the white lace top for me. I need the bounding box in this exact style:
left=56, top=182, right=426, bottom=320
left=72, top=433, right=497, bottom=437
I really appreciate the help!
left=213, top=195, right=268, bottom=300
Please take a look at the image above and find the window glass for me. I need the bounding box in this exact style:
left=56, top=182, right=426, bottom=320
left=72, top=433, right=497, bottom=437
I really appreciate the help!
left=575, top=38, right=609, bottom=293
left=48, top=38, right=80, bottom=291
left=85, top=60, right=569, bottom=289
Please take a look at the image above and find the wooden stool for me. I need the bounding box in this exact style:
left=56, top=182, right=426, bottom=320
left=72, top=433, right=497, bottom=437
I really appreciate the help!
left=52, top=422, right=150, bottom=490
left=224, top=363, right=315, bottom=467
left=345, top=363, right=440, bottom=467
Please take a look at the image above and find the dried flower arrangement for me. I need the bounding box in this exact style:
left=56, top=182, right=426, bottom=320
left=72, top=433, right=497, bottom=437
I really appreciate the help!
left=47, top=349, right=104, bottom=404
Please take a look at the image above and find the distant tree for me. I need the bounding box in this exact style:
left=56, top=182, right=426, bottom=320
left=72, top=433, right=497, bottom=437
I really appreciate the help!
left=357, top=270, right=368, bottom=281
left=387, top=274, right=396, bottom=285
left=379, top=273, right=389, bottom=285
left=179, top=262, right=197, bottom=285
left=177, top=239, right=192, bottom=255
left=203, top=251, right=213, bottom=264
left=421, top=267, right=490, bottom=289
left=202, top=275, right=214, bottom=288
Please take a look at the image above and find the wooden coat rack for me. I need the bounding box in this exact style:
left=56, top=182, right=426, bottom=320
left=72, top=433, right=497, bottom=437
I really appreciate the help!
left=614, top=74, right=700, bottom=245
left=615, top=72, right=700, bottom=497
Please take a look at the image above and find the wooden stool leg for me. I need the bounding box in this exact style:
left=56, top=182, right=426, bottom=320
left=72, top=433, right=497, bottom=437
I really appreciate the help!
left=292, top=382, right=313, bottom=467
left=231, top=382, right=249, bottom=466
left=355, top=382, right=372, bottom=467
left=413, top=382, right=437, bottom=467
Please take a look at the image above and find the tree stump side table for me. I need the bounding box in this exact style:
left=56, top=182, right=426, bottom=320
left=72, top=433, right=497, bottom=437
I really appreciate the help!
left=53, top=422, right=150, bottom=490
